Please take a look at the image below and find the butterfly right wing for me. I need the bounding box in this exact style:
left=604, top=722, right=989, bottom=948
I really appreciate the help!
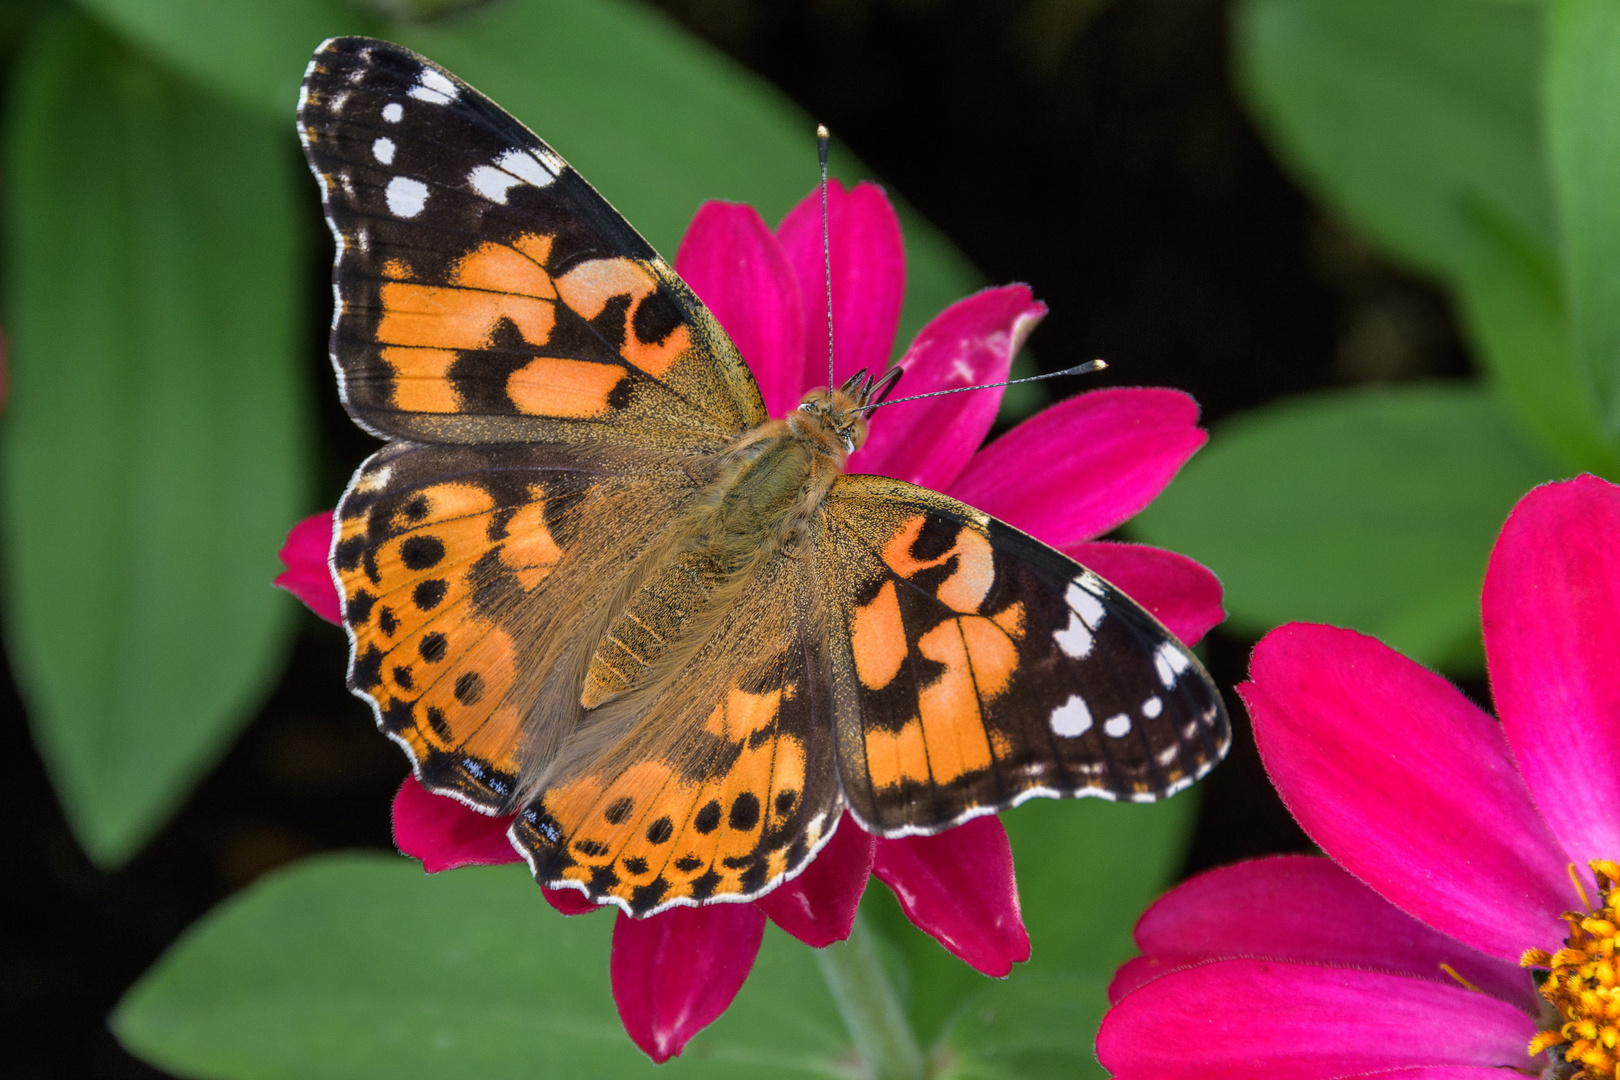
left=298, top=37, right=766, bottom=450
left=335, top=438, right=697, bottom=813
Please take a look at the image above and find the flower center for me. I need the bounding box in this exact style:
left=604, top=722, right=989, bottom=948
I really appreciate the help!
left=1524, top=860, right=1620, bottom=1079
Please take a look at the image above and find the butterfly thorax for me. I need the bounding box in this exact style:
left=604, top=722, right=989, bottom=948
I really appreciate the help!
left=578, top=384, right=870, bottom=710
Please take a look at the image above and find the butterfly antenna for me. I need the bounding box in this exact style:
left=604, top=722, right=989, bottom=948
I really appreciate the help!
left=852, top=359, right=1109, bottom=414
left=818, top=124, right=835, bottom=391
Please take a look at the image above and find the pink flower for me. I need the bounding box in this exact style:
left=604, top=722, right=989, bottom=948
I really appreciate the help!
left=1098, top=474, right=1620, bottom=1080
left=278, top=181, right=1222, bottom=1061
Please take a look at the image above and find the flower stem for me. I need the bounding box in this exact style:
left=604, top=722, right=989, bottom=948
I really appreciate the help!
left=816, top=911, right=926, bottom=1080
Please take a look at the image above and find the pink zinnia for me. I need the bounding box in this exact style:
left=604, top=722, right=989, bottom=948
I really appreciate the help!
left=279, top=180, right=1223, bottom=1061
left=1099, top=474, right=1620, bottom=1080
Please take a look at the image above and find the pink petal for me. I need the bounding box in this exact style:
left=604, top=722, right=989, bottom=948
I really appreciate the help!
left=391, top=776, right=519, bottom=872
left=1064, top=540, right=1224, bottom=646
left=1353, top=1071, right=1539, bottom=1080
left=392, top=779, right=598, bottom=915
left=541, top=885, right=601, bottom=916
left=1117, top=855, right=1533, bottom=1010
left=870, top=815, right=1030, bottom=977
left=611, top=903, right=766, bottom=1063
left=273, top=511, right=341, bottom=624
left=1242, top=624, right=1576, bottom=961
left=777, top=180, right=905, bottom=394
left=755, top=815, right=874, bottom=947
left=1484, top=475, right=1620, bottom=872
left=948, top=388, right=1207, bottom=547
left=1097, top=957, right=1538, bottom=1080
left=674, top=201, right=805, bottom=418
left=849, top=285, right=1046, bottom=489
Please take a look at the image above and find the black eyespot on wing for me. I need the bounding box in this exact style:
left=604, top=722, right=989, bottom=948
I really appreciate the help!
left=604, top=797, right=633, bottom=825
left=413, top=579, right=447, bottom=610
left=728, top=793, right=760, bottom=831
left=399, top=535, right=445, bottom=570
left=419, top=631, right=448, bottom=662
left=693, top=800, right=722, bottom=835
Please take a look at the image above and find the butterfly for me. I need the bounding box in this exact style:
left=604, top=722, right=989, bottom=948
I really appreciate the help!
left=296, top=37, right=1230, bottom=917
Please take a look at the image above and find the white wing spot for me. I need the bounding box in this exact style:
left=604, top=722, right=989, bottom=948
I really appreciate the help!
left=468, top=149, right=560, bottom=203
left=1075, top=571, right=1107, bottom=597
left=1053, top=611, right=1093, bottom=658
left=1050, top=695, right=1093, bottom=737
left=1142, top=695, right=1163, bottom=719
left=1156, top=745, right=1180, bottom=766
left=1154, top=641, right=1190, bottom=688
left=382, top=102, right=404, bottom=123
left=356, top=465, right=394, bottom=492
left=1104, top=714, right=1132, bottom=738
left=385, top=176, right=429, bottom=218
left=372, top=137, right=395, bottom=165
left=408, top=67, right=458, bottom=104
left=1065, top=581, right=1106, bottom=629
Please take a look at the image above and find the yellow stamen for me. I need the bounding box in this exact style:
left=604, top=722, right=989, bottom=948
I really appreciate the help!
left=1439, top=963, right=1483, bottom=993
left=1525, top=860, right=1620, bottom=1079
left=1571, top=862, right=1595, bottom=912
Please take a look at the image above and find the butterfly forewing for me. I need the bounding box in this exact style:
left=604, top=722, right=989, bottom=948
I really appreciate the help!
left=297, top=37, right=765, bottom=448
left=818, top=475, right=1230, bottom=834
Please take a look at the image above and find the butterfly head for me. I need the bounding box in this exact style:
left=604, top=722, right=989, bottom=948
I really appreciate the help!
left=791, top=367, right=903, bottom=458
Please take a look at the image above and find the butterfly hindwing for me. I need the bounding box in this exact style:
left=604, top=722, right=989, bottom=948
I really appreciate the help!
left=818, top=475, right=1230, bottom=834
left=335, top=438, right=703, bottom=813
left=512, top=551, right=844, bottom=915
left=297, top=37, right=765, bottom=449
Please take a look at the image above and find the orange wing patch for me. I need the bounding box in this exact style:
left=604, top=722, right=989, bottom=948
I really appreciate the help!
left=522, top=675, right=823, bottom=913
left=368, top=240, right=694, bottom=423
left=855, top=512, right=1026, bottom=788
left=337, top=464, right=576, bottom=808
left=505, top=357, right=626, bottom=418
left=555, top=257, right=690, bottom=378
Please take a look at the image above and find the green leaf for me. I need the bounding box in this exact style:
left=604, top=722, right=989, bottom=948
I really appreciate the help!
left=1233, top=0, right=1617, bottom=475
left=77, top=0, right=979, bottom=353
left=939, top=972, right=1110, bottom=1080
left=1131, top=383, right=1565, bottom=671
left=0, top=9, right=308, bottom=864
left=115, top=854, right=856, bottom=1079
left=73, top=0, right=378, bottom=118
left=1449, top=190, right=1620, bottom=476
left=1235, top=0, right=1551, bottom=279
left=862, top=793, right=1195, bottom=1050
left=1546, top=0, right=1620, bottom=438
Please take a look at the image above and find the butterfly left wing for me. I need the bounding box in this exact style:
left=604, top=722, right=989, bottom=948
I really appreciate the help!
left=815, top=474, right=1230, bottom=835
left=511, top=550, right=844, bottom=915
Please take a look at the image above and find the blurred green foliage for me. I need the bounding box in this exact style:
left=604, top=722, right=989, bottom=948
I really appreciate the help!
left=0, top=0, right=1176, bottom=1077
left=1135, top=0, right=1620, bottom=673
left=2, top=9, right=307, bottom=864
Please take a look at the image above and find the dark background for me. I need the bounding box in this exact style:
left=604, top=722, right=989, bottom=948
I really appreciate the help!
left=1, top=0, right=1474, bottom=1074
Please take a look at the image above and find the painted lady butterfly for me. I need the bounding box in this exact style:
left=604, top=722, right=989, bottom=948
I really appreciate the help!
left=296, top=37, right=1229, bottom=917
